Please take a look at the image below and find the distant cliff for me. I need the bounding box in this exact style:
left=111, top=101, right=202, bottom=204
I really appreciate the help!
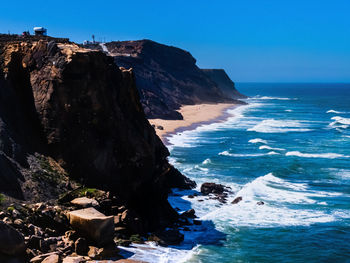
left=0, top=35, right=194, bottom=231
left=201, top=69, right=247, bottom=99
left=104, top=40, right=246, bottom=119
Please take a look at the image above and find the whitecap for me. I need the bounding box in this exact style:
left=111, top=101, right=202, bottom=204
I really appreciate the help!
left=201, top=173, right=346, bottom=228
left=286, top=151, right=350, bottom=159
left=330, top=116, right=350, bottom=126
left=256, top=96, right=297, bottom=100
left=219, top=151, right=266, bottom=157
left=259, top=145, right=285, bottom=151
left=194, top=165, right=209, bottom=172
left=248, top=138, right=268, bottom=144
left=248, top=119, right=312, bottom=133
left=267, top=151, right=279, bottom=155
left=327, top=110, right=344, bottom=114
left=285, top=109, right=293, bottom=112
left=119, top=242, right=197, bottom=263
left=202, top=158, right=211, bottom=165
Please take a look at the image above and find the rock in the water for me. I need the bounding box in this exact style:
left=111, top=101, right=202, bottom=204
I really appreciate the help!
left=257, top=201, right=264, bottom=205
left=151, top=229, right=184, bottom=246
left=231, top=196, right=243, bottom=204
left=0, top=221, right=26, bottom=256
left=71, top=197, right=99, bottom=208
left=87, top=244, right=119, bottom=260
left=67, top=208, right=114, bottom=246
left=181, top=209, right=196, bottom=218
left=200, top=183, right=225, bottom=195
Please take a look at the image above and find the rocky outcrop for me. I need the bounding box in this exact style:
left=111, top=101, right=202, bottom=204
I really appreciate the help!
left=201, top=69, right=247, bottom=99
left=0, top=36, right=195, bottom=235
left=105, top=40, right=245, bottom=119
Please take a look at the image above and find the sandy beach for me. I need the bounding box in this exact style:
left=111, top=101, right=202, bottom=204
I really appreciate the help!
left=149, top=103, right=237, bottom=142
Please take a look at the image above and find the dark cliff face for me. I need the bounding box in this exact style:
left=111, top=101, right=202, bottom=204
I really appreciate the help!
left=201, top=69, right=247, bottom=99
left=0, top=37, right=194, bottom=230
left=105, top=40, right=244, bottom=120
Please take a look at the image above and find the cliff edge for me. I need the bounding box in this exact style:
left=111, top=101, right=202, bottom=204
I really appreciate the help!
left=0, top=35, right=194, bottom=234
left=105, top=40, right=245, bottom=120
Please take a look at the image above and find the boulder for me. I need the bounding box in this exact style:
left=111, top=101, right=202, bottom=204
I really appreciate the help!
left=70, top=197, right=99, bottom=208
left=87, top=244, right=119, bottom=260
left=0, top=221, right=26, bottom=256
left=67, top=208, right=114, bottom=246
left=62, top=256, right=87, bottom=263
left=181, top=209, right=196, bottom=218
left=200, top=183, right=225, bottom=195
left=231, top=196, right=243, bottom=204
left=42, top=254, right=60, bottom=263
left=150, top=229, right=184, bottom=246
left=257, top=201, right=264, bottom=205
left=30, top=252, right=58, bottom=263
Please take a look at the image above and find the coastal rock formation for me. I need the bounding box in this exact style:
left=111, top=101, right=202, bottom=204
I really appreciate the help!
left=104, top=40, right=246, bottom=119
left=67, top=208, right=114, bottom=246
left=200, top=182, right=232, bottom=203
left=0, top=35, right=195, bottom=236
left=201, top=69, right=247, bottom=99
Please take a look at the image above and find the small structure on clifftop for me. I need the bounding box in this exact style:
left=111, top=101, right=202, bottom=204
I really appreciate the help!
left=33, top=27, right=47, bottom=36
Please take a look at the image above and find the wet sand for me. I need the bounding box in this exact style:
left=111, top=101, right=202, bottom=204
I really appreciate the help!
left=149, top=103, right=237, bottom=143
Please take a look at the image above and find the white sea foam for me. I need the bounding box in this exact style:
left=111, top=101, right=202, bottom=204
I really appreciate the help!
left=166, top=103, right=259, bottom=148
left=200, top=173, right=345, bottom=228
left=329, top=116, right=350, bottom=128
left=248, top=119, right=312, bottom=133
left=327, top=110, right=344, bottom=114
left=202, top=158, right=211, bottom=165
left=119, top=242, right=198, bottom=263
left=259, top=145, right=285, bottom=151
left=248, top=138, right=268, bottom=144
left=267, top=151, right=279, bottom=155
left=194, top=165, right=209, bottom=172
left=218, top=151, right=267, bottom=157
left=285, top=109, right=293, bottom=112
left=256, top=96, right=297, bottom=100
left=286, top=151, right=350, bottom=159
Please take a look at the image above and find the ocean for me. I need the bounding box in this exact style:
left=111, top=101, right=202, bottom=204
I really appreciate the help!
left=122, top=83, right=350, bottom=262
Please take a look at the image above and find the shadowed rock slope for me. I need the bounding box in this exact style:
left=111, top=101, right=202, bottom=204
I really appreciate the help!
left=105, top=40, right=246, bottom=119
left=201, top=69, right=247, bottom=99
left=0, top=35, right=194, bottom=231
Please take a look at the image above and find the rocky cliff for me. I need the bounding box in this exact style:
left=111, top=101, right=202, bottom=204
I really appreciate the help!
left=201, top=69, right=247, bottom=99
left=0, top=35, right=194, bottom=233
left=104, top=40, right=245, bottom=119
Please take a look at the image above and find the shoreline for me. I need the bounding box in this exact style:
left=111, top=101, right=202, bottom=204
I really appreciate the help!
left=149, top=103, right=238, bottom=145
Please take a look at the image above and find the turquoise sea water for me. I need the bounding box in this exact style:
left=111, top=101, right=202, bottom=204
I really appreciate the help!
left=123, top=84, right=350, bottom=262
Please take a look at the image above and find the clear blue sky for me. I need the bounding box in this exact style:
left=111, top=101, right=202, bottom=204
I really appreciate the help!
left=1, top=0, right=349, bottom=82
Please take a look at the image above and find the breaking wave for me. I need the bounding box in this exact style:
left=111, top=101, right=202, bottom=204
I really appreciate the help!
left=248, top=119, right=312, bottom=133
left=248, top=138, right=268, bottom=144
left=259, top=145, right=285, bottom=151
left=286, top=151, right=350, bottom=159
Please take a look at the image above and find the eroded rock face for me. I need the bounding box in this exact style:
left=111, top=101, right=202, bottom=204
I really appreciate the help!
left=201, top=69, right=247, bottom=99
left=0, top=36, right=195, bottom=231
left=106, top=40, right=245, bottom=120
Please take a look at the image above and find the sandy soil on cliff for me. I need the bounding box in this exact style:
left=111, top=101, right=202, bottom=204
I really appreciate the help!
left=149, top=103, right=237, bottom=143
